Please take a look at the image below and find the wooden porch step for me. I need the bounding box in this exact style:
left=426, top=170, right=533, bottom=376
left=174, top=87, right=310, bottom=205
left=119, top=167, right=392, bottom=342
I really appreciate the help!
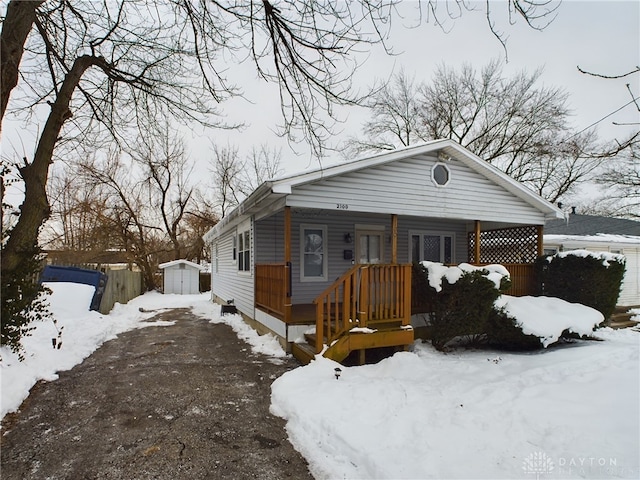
left=608, top=314, right=639, bottom=329
left=293, top=326, right=414, bottom=366
left=291, top=342, right=316, bottom=365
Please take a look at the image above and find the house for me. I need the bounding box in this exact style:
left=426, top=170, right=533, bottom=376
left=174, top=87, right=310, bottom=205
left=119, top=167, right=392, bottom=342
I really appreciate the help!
left=159, top=259, right=204, bottom=295
left=203, top=139, right=564, bottom=364
left=545, top=213, right=640, bottom=307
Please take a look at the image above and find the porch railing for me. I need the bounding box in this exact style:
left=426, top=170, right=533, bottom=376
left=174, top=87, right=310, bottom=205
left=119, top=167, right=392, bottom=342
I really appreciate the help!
left=501, top=263, right=537, bottom=297
left=255, top=263, right=291, bottom=322
left=314, top=264, right=412, bottom=354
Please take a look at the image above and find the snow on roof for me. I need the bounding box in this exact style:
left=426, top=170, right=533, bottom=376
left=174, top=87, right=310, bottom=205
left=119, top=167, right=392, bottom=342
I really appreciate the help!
left=552, top=249, right=626, bottom=266
left=545, top=233, right=640, bottom=245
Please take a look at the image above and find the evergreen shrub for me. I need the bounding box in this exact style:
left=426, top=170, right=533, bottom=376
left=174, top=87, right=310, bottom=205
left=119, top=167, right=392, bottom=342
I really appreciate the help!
left=536, top=251, right=625, bottom=320
left=1, top=247, right=52, bottom=360
left=486, top=307, right=542, bottom=350
left=413, top=264, right=544, bottom=351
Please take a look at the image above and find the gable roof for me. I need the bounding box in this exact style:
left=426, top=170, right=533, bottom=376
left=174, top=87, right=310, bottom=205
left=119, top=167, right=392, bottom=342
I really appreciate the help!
left=205, top=139, right=564, bottom=240
left=158, top=259, right=205, bottom=271
left=545, top=214, right=640, bottom=236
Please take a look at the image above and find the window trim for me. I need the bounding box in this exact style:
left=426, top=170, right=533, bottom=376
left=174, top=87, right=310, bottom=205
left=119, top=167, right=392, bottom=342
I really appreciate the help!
left=231, top=233, right=237, bottom=264
left=431, top=162, right=451, bottom=187
left=300, top=224, right=328, bottom=282
left=237, top=223, right=251, bottom=275
left=409, top=230, right=455, bottom=264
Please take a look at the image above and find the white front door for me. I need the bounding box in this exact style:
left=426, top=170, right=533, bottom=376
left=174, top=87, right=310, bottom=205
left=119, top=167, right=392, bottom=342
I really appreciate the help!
left=356, top=230, right=384, bottom=264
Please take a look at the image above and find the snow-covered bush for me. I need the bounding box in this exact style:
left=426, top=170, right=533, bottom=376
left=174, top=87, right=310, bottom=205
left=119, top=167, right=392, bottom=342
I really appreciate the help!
left=415, top=262, right=602, bottom=351
left=485, top=307, right=543, bottom=351
left=418, top=262, right=512, bottom=350
left=536, top=250, right=625, bottom=321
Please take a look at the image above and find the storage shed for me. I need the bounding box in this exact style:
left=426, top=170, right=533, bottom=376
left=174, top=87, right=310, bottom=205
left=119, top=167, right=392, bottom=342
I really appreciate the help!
left=159, top=260, right=203, bottom=294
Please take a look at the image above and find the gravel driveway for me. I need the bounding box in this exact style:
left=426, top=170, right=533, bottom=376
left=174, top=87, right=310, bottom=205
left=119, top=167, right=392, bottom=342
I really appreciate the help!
left=1, top=308, right=313, bottom=479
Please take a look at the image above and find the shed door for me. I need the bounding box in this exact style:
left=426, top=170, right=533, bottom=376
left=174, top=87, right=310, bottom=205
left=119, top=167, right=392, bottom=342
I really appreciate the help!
left=356, top=230, right=384, bottom=264
left=171, top=264, right=189, bottom=294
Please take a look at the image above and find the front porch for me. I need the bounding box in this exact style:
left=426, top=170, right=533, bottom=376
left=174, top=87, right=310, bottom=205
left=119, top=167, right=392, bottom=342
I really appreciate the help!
left=256, top=262, right=414, bottom=364
left=254, top=208, right=543, bottom=365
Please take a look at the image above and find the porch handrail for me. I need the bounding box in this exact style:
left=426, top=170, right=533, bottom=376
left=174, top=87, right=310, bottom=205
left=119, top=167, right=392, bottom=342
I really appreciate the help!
left=313, top=264, right=360, bottom=353
left=313, top=264, right=412, bottom=354
left=255, top=263, right=291, bottom=322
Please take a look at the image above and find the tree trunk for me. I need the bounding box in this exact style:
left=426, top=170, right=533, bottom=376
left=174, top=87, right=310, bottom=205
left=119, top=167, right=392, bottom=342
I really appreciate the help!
left=0, top=0, right=44, bottom=130
left=1, top=55, right=99, bottom=275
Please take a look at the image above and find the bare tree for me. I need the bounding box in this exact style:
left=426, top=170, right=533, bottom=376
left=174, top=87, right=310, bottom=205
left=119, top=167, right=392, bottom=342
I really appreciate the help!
left=0, top=0, right=560, bottom=349
left=43, top=167, right=115, bottom=254
left=346, top=61, right=638, bottom=203
left=574, top=64, right=640, bottom=218
left=0, top=1, right=563, bottom=275
left=348, top=70, right=428, bottom=153
left=592, top=146, right=640, bottom=218
left=132, top=122, right=195, bottom=261
left=210, top=143, right=283, bottom=218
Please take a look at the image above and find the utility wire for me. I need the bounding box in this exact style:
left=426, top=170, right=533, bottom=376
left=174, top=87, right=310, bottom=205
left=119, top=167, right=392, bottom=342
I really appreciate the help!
left=568, top=95, right=640, bottom=140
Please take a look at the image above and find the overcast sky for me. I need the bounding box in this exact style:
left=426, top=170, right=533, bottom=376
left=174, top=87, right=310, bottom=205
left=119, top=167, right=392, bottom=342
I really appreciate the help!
left=197, top=0, right=640, bottom=176
left=2, top=1, right=639, bottom=206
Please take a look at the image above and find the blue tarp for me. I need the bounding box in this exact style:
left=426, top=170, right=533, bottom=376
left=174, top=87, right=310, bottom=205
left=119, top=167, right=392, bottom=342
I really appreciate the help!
left=40, top=265, right=108, bottom=311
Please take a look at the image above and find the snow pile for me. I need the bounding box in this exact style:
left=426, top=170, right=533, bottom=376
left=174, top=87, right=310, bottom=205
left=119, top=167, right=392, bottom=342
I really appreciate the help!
left=495, top=295, right=603, bottom=347
left=3, top=283, right=639, bottom=479
left=421, top=261, right=510, bottom=292
left=272, top=328, right=639, bottom=479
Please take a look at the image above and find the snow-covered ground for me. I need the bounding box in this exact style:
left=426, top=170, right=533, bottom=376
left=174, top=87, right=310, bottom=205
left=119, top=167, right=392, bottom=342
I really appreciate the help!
left=2, top=283, right=639, bottom=479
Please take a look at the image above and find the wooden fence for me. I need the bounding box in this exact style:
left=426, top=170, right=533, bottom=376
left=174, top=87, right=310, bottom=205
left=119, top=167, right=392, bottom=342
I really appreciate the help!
left=99, top=268, right=143, bottom=314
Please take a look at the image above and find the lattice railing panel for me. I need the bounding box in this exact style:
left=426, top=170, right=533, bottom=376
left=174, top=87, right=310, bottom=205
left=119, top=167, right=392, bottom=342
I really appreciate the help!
left=468, top=225, right=539, bottom=264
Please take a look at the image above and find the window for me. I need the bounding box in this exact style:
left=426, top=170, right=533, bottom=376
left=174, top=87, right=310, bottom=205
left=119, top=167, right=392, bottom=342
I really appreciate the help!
left=301, top=225, right=328, bottom=281
left=231, top=234, right=237, bottom=263
left=238, top=229, right=250, bottom=272
left=410, top=232, right=454, bottom=264
left=432, top=163, right=450, bottom=187
left=543, top=247, right=558, bottom=256
left=215, top=243, right=219, bottom=273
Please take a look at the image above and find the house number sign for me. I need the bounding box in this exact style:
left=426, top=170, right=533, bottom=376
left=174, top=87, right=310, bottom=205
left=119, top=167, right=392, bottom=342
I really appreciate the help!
left=336, top=203, right=349, bottom=209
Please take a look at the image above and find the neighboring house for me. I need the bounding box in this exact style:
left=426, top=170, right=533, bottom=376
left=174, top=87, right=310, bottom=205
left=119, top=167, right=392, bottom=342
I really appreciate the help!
left=203, top=139, right=564, bottom=364
left=545, top=213, right=640, bottom=307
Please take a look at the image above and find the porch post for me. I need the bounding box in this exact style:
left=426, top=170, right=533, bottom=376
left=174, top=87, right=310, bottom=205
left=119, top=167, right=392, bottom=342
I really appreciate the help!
left=536, top=225, right=544, bottom=257
left=284, top=206, right=292, bottom=323
left=391, top=214, right=398, bottom=264
left=474, top=220, right=481, bottom=264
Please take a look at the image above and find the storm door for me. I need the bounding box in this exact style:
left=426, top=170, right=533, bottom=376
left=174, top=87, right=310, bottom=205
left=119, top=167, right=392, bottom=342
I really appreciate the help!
left=356, top=230, right=384, bottom=264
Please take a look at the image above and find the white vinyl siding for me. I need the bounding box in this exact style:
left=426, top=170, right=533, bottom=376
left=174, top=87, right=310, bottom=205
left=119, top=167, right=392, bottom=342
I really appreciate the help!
left=285, top=153, right=546, bottom=225
left=210, top=223, right=254, bottom=317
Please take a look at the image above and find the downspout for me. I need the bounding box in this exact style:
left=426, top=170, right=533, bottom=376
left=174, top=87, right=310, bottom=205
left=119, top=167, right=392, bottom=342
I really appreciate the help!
left=284, top=206, right=292, bottom=324
left=391, top=214, right=398, bottom=264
